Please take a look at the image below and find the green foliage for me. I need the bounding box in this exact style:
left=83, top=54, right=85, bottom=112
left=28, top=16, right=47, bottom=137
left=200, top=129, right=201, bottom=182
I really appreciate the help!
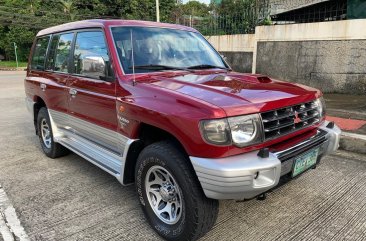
left=0, top=0, right=178, bottom=61
left=181, top=1, right=210, bottom=17
left=0, top=26, right=35, bottom=61
left=262, top=17, right=272, bottom=25
left=0, top=0, right=268, bottom=61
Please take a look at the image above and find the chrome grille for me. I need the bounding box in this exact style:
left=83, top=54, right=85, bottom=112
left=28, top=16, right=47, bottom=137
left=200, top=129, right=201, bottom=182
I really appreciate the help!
left=261, top=100, right=320, bottom=140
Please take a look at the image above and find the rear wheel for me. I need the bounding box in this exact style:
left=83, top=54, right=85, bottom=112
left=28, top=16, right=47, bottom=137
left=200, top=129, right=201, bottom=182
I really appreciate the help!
left=135, top=141, right=219, bottom=241
left=37, top=107, right=69, bottom=158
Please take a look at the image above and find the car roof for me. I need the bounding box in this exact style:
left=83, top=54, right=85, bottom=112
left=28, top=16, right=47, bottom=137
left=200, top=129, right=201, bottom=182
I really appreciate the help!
left=36, top=19, right=198, bottom=36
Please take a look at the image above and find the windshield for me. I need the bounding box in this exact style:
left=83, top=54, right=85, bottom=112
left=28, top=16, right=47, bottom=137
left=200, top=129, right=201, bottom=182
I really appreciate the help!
left=111, top=26, right=227, bottom=74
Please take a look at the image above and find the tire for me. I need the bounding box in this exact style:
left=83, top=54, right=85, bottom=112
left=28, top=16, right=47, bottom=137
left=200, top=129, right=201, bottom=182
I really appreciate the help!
left=135, top=141, right=219, bottom=241
left=37, top=107, right=69, bottom=158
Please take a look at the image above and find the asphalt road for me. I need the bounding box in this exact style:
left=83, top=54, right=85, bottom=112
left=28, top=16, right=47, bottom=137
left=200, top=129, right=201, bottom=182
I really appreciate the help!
left=1, top=71, right=366, bottom=241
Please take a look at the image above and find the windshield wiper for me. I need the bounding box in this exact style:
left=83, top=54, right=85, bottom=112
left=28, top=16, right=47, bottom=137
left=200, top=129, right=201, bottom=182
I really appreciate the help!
left=187, top=64, right=231, bottom=71
left=129, top=64, right=194, bottom=72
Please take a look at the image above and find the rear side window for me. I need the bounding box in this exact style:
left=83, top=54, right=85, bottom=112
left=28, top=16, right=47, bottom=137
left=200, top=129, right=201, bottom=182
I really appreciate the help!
left=45, top=33, right=74, bottom=73
left=73, top=31, right=112, bottom=79
left=30, top=36, right=50, bottom=70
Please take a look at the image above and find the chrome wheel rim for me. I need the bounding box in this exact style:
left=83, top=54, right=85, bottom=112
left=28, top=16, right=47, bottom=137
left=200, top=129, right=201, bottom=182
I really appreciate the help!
left=40, top=119, right=52, bottom=148
left=145, top=166, right=183, bottom=225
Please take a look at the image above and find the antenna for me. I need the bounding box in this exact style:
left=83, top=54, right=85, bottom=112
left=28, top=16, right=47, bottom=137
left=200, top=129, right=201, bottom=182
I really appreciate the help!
left=130, top=29, right=136, bottom=86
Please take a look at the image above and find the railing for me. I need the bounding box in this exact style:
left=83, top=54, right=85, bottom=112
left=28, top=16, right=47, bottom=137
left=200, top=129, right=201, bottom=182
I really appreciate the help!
left=175, top=14, right=258, bottom=35
left=174, top=1, right=270, bottom=35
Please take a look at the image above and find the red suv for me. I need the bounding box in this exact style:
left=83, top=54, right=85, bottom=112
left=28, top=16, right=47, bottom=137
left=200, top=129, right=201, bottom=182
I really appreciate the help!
left=25, top=20, right=341, bottom=241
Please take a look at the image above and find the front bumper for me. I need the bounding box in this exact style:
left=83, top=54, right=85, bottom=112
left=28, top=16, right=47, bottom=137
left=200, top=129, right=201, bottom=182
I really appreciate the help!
left=190, top=121, right=341, bottom=200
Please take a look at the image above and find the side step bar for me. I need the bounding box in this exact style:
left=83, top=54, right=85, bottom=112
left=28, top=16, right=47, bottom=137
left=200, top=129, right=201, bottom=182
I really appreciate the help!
left=58, top=134, right=122, bottom=178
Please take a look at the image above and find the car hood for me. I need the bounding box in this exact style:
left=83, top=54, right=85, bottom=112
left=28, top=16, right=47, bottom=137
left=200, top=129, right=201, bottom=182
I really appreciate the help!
left=144, top=71, right=320, bottom=116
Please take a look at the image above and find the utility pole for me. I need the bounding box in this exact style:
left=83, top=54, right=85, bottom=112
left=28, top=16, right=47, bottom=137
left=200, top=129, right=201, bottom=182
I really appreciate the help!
left=13, top=42, right=18, bottom=68
left=156, top=0, right=160, bottom=22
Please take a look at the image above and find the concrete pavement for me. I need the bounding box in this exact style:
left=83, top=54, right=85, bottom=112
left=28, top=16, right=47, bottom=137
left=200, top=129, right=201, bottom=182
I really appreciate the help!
left=0, top=71, right=366, bottom=240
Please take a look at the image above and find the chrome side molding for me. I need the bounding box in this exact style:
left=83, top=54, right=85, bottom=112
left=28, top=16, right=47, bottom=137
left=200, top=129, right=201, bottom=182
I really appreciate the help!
left=48, top=109, right=137, bottom=185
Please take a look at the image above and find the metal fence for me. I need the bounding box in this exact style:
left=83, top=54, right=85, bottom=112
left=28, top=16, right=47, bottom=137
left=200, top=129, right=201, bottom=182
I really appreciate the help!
left=174, top=2, right=270, bottom=35
left=175, top=14, right=257, bottom=35
left=175, top=0, right=350, bottom=35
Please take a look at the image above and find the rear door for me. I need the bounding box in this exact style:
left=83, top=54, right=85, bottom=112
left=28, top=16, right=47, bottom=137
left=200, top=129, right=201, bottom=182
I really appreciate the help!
left=43, top=32, right=74, bottom=115
left=26, top=35, right=51, bottom=106
left=66, top=29, right=120, bottom=155
left=26, top=32, right=74, bottom=136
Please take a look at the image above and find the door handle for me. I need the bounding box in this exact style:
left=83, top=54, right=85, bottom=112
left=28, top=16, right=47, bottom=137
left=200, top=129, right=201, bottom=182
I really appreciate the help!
left=40, top=83, right=46, bottom=91
left=69, top=88, right=77, bottom=97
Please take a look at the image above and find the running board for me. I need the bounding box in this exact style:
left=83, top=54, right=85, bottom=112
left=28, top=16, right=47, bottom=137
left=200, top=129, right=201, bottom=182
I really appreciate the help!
left=57, top=134, right=123, bottom=178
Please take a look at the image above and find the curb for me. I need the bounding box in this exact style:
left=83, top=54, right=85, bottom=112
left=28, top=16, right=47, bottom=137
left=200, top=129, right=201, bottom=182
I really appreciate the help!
left=0, top=67, right=25, bottom=71
left=339, top=132, right=366, bottom=155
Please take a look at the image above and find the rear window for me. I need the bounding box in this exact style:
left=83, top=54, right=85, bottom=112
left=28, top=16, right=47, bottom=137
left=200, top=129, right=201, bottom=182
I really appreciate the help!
left=45, top=33, right=74, bottom=73
left=30, top=36, right=50, bottom=70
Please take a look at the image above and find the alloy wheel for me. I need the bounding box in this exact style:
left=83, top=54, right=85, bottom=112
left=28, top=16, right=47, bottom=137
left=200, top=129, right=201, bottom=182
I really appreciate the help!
left=145, top=165, right=183, bottom=225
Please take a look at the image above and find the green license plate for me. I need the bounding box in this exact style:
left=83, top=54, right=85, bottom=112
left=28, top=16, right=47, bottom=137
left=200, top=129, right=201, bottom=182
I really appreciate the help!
left=292, top=148, right=319, bottom=177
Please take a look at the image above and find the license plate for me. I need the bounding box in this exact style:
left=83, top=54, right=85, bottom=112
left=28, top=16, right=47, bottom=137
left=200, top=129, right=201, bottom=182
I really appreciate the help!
left=292, top=148, right=319, bottom=177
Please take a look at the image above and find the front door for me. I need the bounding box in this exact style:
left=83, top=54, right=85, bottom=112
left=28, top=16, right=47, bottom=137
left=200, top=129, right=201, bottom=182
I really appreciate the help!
left=66, top=30, right=120, bottom=155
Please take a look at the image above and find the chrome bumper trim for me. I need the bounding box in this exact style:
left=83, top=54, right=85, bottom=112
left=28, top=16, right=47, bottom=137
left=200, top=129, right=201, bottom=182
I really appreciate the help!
left=190, top=121, right=341, bottom=200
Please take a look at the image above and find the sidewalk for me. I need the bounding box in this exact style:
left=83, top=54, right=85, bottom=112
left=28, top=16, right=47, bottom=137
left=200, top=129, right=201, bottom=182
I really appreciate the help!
left=324, top=94, right=366, bottom=155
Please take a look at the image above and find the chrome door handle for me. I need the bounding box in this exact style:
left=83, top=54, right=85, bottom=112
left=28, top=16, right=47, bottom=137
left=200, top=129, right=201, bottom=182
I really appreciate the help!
left=40, top=83, right=46, bottom=91
left=69, top=88, right=77, bottom=97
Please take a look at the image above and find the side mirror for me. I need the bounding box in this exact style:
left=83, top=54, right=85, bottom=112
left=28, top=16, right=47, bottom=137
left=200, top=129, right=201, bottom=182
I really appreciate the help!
left=81, top=55, right=107, bottom=80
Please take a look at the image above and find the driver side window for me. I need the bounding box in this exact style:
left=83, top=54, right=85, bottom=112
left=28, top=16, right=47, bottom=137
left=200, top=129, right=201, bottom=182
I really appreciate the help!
left=73, top=31, right=112, bottom=80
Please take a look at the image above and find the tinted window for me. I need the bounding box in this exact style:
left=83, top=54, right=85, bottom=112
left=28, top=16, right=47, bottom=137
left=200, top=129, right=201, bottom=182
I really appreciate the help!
left=45, top=33, right=74, bottom=72
left=73, top=31, right=111, bottom=79
left=45, top=35, right=60, bottom=71
left=30, top=36, right=50, bottom=70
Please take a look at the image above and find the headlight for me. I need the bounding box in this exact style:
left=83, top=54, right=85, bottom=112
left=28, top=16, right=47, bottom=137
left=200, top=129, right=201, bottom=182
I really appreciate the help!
left=200, top=114, right=262, bottom=147
left=199, top=118, right=231, bottom=145
left=228, top=114, right=262, bottom=147
left=314, top=97, right=326, bottom=117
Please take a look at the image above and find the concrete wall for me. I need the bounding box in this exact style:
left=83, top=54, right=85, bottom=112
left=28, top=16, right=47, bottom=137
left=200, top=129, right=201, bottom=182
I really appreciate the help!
left=256, top=40, right=366, bottom=94
left=206, top=34, right=255, bottom=73
left=207, top=19, right=366, bottom=94
left=221, top=51, right=253, bottom=73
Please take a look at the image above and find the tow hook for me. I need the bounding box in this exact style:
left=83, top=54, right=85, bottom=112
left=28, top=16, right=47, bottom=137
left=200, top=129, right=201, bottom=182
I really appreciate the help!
left=235, top=192, right=268, bottom=202
left=257, top=193, right=267, bottom=201
left=326, top=121, right=335, bottom=129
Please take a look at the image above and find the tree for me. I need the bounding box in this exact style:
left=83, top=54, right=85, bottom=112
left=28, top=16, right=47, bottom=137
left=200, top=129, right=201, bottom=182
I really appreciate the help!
left=0, top=26, right=35, bottom=61
left=59, top=0, right=76, bottom=20
left=0, top=0, right=181, bottom=61
left=181, top=1, right=210, bottom=17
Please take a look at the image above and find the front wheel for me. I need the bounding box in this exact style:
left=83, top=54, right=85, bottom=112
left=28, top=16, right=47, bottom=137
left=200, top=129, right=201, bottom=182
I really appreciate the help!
left=135, top=141, right=218, bottom=241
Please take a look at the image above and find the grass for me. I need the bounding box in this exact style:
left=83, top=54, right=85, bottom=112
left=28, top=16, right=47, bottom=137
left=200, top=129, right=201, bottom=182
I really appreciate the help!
left=0, top=61, right=28, bottom=68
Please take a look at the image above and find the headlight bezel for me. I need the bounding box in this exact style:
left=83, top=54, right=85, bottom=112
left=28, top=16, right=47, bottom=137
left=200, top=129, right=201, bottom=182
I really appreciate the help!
left=314, top=96, right=326, bottom=118
left=199, top=114, right=263, bottom=148
left=199, top=118, right=232, bottom=146
left=228, top=114, right=263, bottom=147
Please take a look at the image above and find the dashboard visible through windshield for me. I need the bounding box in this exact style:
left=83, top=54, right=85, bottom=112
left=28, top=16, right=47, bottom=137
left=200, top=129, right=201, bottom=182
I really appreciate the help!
left=111, top=26, right=227, bottom=74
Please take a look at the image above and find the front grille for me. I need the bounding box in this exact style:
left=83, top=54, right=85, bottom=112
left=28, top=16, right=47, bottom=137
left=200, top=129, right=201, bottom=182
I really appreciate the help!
left=261, top=100, right=320, bottom=140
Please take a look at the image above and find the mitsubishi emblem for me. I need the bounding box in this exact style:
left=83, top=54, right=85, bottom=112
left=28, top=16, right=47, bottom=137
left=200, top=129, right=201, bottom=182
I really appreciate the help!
left=294, top=111, right=301, bottom=124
